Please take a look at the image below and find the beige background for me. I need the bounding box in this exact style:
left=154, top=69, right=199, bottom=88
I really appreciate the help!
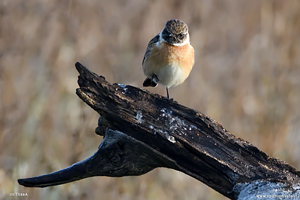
left=1, top=0, right=300, bottom=199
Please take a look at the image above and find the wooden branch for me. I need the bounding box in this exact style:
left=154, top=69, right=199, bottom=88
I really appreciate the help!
left=18, top=62, right=300, bottom=199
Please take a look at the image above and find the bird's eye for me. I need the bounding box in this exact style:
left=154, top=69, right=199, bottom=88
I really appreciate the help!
left=179, top=33, right=184, bottom=39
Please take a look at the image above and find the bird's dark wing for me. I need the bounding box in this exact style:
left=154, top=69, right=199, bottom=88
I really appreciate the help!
left=142, top=34, right=160, bottom=66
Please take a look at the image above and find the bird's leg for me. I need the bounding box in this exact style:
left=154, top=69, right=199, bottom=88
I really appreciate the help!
left=166, top=87, right=169, bottom=99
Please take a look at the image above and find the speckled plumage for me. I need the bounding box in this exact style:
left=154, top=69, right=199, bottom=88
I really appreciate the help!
left=162, top=19, right=189, bottom=45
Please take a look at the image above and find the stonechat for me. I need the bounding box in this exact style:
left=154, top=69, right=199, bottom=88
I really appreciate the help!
left=142, top=19, right=194, bottom=99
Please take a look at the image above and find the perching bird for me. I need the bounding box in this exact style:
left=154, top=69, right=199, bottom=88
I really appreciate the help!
left=142, top=19, right=195, bottom=99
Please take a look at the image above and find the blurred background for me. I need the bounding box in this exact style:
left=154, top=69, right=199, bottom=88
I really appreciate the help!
left=1, top=0, right=300, bottom=199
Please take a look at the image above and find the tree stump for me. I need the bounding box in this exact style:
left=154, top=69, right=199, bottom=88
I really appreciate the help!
left=18, top=62, right=300, bottom=200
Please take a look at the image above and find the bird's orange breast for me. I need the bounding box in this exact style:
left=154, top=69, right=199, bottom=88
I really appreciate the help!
left=143, top=42, right=194, bottom=79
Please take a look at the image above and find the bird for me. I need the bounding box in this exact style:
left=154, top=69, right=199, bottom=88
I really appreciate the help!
left=142, top=19, right=195, bottom=99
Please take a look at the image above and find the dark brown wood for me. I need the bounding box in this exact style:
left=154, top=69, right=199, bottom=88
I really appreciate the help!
left=18, top=62, right=300, bottom=200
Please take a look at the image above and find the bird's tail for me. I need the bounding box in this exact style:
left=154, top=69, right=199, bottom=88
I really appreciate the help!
left=143, top=73, right=159, bottom=87
left=143, top=78, right=158, bottom=87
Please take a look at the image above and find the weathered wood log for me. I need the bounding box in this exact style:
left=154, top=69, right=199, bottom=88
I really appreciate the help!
left=18, top=62, right=300, bottom=199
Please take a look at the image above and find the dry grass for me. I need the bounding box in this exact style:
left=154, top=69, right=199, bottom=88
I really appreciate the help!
left=1, top=0, right=300, bottom=199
